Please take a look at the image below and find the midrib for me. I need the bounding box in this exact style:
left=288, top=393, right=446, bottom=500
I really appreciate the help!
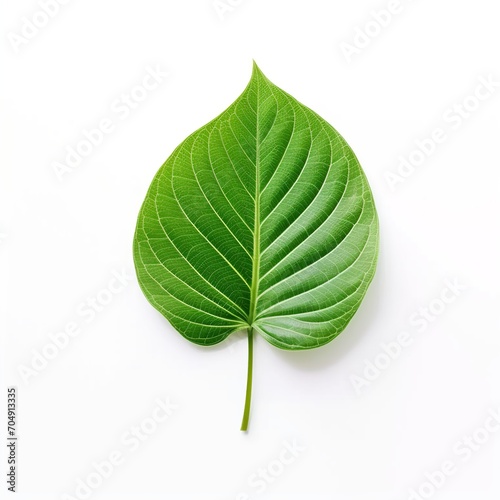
left=248, top=77, right=261, bottom=327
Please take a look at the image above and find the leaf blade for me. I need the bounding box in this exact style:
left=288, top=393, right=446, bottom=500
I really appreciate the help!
left=133, top=63, right=379, bottom=350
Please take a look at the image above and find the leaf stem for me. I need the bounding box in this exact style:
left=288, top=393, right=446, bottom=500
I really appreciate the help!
left=240, top=327, right=254, bottom=431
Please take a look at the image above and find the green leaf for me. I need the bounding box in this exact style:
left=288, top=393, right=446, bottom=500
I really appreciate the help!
left=133, top=62, right=379, bottom=430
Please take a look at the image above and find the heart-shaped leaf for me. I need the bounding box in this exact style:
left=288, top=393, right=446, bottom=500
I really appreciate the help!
left=133, top=63, right=379, bottom=430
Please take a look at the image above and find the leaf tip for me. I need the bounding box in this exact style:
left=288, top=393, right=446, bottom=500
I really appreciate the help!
left=251, top=60, right=263, bottom=78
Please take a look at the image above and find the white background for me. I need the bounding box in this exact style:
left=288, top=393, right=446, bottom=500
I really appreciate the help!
left=1, top=0, right=500, bottom=499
